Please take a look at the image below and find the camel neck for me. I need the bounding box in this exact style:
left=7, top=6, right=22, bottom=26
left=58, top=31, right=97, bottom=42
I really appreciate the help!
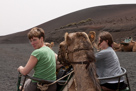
left=73, top=65, right=99, bottom=91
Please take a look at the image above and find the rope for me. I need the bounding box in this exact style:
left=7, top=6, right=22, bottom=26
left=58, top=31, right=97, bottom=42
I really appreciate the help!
left=37, top=70, right=74, bottom=91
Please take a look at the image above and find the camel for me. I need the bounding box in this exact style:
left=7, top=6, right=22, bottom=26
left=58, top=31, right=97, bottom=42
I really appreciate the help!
left=88, top=31, right=99, bottom=51
left=112, top=40, right=136, bottom=52
left=44, top=42, right=63, bottom=69
left=58, top=32, right=101, bottom=91
left=44, top=42, right=54, bottom=49
left=121, top=40, right=136, bottom=52
left=112, top=42, right=122, bottom=51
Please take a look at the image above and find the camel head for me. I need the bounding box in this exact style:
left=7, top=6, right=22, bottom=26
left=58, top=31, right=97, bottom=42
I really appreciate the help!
left=88, top=31, right=96, bottom=43
left=58, top=41, right=69, bottom=65
left=112, top=42, right=121, bottom=49
left=88, top=31, right=100, bottom=51
left=58, top=32, right=94, bottom=65
left=112, top=42, right=123, bottom=51
left=58, top=32, right=101, bottom=91
left=45, top=42, right=54, bottom=49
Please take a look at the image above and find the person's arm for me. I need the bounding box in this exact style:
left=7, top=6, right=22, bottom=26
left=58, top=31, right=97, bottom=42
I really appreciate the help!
left=55, top=53, right=58, bottom=61
left=95, top=51, right=106, bottom=61
left=18, top=55, right=38, bottom=75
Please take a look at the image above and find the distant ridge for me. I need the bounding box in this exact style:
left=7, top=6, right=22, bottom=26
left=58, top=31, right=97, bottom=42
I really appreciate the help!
left=1, top=4, right=136, bottom=44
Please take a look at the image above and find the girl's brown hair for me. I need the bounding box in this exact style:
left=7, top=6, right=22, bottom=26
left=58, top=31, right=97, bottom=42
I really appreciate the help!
left=27, top=27, right=45, bottom=41
left=98, top=31, right=113, bottom=47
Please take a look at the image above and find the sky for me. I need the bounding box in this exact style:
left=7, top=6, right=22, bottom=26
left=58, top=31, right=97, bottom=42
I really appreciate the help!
left=0, top=0, right=136, bottom=36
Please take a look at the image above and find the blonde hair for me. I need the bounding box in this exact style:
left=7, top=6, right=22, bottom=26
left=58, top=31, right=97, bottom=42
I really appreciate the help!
left=27, top=27, right=45, bottom=41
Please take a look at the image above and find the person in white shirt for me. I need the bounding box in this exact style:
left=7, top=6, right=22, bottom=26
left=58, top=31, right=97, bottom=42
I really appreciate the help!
left=95, top=31, right=127, bottom=91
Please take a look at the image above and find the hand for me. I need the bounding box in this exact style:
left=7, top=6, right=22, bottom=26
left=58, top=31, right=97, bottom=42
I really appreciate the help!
left=17, top=66, right=24, bottom=72
left=56, top=61, right=63, bottom=69
left=56, top=61, right=61, bottom=65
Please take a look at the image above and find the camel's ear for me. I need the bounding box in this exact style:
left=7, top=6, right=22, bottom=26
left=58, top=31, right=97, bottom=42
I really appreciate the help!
left=65, top=32, right=72, bottom=45
left=64, top=32, right=68, bottom=42
left=50, top=42, right=54, bottom=47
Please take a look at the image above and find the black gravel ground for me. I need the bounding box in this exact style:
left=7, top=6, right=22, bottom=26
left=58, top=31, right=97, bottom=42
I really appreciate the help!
left=0, top=44, right=135, bottom=91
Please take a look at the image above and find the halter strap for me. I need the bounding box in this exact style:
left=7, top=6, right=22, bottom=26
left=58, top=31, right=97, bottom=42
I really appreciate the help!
left=67, top=48, right=92, bottom=54
left=66, top=47, right=93, bottom=69
left=69, top=61, right=89, bottom=64
left=70, top=60, right=91, bottom=69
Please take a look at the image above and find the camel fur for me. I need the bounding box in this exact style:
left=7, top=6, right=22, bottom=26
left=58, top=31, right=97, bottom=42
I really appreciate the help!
left=45, top=42, right=54, bottom=49
left=112, top=40, right=136, bottom=52
left=58, top=32, right=101, bottom=91
left=88, top=31, right=99, bottom=51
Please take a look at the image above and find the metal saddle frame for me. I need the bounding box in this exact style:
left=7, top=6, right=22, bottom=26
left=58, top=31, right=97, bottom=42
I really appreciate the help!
left=17, top=67, right=130, bottom=91
left=98, top=67, right=131, bottom=91
left=17, top=66, right=74, bottom=91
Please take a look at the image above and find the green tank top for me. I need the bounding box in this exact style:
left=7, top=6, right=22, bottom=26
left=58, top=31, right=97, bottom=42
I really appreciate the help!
left=31, top=46, right=56, bottom=82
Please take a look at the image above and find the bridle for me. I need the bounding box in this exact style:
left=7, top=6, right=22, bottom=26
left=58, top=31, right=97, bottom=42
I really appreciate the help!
left=64, top=46, right=93, bottom=69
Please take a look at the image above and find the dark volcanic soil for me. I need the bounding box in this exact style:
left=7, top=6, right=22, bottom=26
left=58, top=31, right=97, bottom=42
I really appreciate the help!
left=0, top=44, right=135, bottom=91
